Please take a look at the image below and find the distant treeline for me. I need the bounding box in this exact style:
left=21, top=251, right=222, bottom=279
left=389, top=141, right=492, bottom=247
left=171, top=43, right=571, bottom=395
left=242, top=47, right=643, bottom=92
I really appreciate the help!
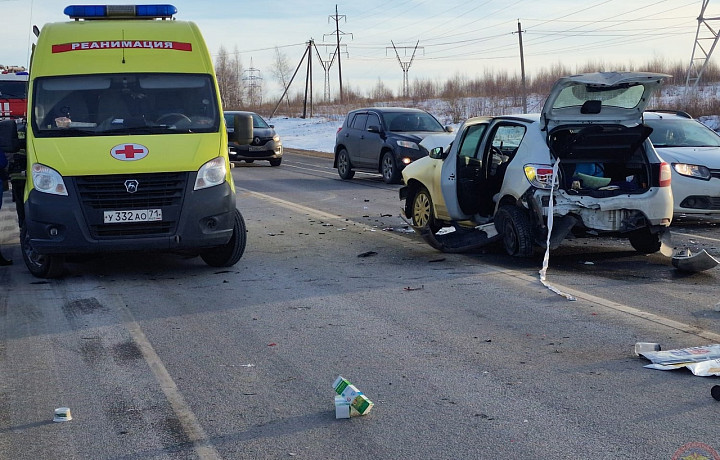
left=245, top=59, right=720, bottom=121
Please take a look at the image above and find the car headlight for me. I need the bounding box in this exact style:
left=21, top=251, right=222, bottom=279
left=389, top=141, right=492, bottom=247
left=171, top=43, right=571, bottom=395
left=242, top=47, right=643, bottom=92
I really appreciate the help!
left=194, top=157, right=227, bottom=190
left=397, top=140, right=419, bottom=150
left=31, top=163, right=68, bottom=196
left=273, top=134, right=280, bottom=142
left=672, top=163, right=711, bottom=180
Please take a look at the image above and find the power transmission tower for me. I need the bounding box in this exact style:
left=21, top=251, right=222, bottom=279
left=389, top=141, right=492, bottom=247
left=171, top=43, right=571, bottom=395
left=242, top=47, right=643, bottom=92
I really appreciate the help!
left=325, top=5, right=352, bottom=102
left=387, top=40, right=422, bottom=98
left=314, top=42, right=346, bottom=102
left=243, top=58, right=262, bottom=107
left=685, top=0, right=720, bottom=94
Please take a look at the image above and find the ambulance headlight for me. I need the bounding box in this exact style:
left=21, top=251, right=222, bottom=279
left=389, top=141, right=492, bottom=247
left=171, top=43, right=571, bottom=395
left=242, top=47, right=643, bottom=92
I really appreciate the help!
left=31, top=164, right=68, bottom=196
left=194, top=157, right=227, bottom=190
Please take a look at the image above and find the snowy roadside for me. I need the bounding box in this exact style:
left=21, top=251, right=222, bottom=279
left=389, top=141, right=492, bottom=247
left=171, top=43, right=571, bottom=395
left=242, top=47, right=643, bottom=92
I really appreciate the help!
left=267, top=106, right=720, bottom=154
left=269, top=116, right=341, bottom=153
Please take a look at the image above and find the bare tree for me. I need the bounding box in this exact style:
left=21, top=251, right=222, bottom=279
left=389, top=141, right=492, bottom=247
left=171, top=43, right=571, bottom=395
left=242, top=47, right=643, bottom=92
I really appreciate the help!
left=271, top=47, right=293, bottom=108
left=215, top=45, right=232, bottom=108
left=215, top=45, right=245, bottom=109
left=230, top=45, right=246, bottom=108
left=371, top=78, right=393, bottom=100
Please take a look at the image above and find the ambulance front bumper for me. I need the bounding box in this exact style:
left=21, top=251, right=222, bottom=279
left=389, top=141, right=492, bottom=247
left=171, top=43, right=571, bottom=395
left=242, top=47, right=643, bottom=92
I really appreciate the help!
left=24, top=176, right=236, bottom=255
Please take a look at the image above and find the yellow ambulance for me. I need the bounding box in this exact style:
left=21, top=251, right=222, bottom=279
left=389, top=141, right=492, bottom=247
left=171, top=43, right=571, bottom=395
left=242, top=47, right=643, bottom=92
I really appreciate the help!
left=14, top=4, right=252, bottom=278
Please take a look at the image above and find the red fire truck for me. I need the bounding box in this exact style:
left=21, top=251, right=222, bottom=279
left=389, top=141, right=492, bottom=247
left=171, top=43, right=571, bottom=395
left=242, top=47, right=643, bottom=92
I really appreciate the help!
left=0, top=69, right=29, bottom=120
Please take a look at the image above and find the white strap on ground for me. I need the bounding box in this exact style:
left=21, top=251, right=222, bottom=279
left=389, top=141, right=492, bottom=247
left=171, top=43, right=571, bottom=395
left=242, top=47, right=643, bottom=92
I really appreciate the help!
left=538, top=158, right=576, bottom=301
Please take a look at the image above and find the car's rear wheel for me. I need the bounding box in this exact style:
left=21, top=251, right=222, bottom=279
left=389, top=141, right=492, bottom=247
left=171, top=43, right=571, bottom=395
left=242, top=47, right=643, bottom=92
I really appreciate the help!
left=410, top=186, right=442, bottom=233
left=200, top=209, right=247, bottom=267
left=337, top=149, right=355, bottom=180
left=245, top=159, right=255, bottom=164
left=496, top=206, right=534, bottom=257
left=628, top=228, right=661, bottom=254
left=21, top=226, right=65, bottom=278
left=381, top=151, right=401, bottom=184
left=269, top=158, right=282, bottom=167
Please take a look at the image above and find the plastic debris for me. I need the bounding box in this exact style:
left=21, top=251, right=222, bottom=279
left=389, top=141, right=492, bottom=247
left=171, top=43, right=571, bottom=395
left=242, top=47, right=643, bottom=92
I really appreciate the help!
left=357, top=251, right=377, bottom=258
left=634, top=342, right=661, bottom=356
left=53, top=407, right=72, bottom=422
left=403, top=285, right=424, bottom=291
left=639, top=344, right=720, bottom=377
left=333, top=376, right=373, bottom=418
left=671, top=248, right=719, bottom=272
left=714, top=302, right=720, bottom=313
left=712, top=385, right=720, bottom=401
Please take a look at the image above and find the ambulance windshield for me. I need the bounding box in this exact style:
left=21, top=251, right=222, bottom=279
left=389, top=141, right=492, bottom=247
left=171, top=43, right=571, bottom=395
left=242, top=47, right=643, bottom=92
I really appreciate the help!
left=32, top=73, right=220, bottom=136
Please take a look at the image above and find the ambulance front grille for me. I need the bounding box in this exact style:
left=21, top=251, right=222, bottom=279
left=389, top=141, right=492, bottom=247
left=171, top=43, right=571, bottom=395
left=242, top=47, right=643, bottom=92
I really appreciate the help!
left=75, top=172, right=187, bottom=238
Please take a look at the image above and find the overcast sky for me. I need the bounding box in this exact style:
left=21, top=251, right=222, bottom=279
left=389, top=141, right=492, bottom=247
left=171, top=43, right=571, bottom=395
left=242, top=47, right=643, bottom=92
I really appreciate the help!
left=0, top=0, right=713, bottom=99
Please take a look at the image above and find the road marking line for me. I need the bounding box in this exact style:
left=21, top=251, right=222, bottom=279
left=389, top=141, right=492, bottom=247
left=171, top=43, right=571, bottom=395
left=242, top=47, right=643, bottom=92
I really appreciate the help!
left=239, top=187, right=720, bottom=343
left=116, top=299, right=221, bottom=460
left=672, top=231, right=720, bottom=244
left=491, top=268, right=720, bottom=342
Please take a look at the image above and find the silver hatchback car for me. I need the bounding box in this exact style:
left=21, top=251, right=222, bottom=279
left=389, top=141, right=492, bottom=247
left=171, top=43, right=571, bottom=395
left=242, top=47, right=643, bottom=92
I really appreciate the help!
left=400, top=72, right=674, bottom=256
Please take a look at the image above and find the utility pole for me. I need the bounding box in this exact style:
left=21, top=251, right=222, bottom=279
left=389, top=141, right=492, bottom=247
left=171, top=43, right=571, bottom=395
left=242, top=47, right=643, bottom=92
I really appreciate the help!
left=243, top=58, right=262, bottom=108
left=325, top=5, right=352, bottom=102
left=303, top=40, right=313, bottom=118
left=270, top=41, right=317, bottom=119
left=387, top=40, right=423, bottom=98
left=514, top=20, right=527, bottom=113
left=685, top=0, right=720, bottom=95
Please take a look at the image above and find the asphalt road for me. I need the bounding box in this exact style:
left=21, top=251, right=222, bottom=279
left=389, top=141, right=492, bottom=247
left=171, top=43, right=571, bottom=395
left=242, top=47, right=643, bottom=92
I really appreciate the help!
left=1, top=149, right=719, bottom=459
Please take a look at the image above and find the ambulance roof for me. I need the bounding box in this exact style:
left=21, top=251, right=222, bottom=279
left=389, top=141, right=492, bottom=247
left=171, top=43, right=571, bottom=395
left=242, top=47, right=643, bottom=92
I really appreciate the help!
left=32, top=17, right=212, bottom=77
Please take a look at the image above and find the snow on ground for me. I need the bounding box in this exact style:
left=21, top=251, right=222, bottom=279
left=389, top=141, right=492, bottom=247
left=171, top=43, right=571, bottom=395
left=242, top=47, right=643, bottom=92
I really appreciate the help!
left=266, top=89, right=720, bottom=153
left=269, top=116, right=342, bottom=153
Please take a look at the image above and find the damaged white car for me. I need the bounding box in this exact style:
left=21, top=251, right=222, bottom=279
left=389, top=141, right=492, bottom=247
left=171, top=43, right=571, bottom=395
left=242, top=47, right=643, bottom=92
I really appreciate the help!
left=400, top=71, right=674, bottom=256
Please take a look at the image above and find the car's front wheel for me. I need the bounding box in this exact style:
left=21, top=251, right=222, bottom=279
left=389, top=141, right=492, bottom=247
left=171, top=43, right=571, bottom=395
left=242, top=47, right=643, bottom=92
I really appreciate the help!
left=269, top=158, right=282, bottom=167
left=410, top=186, right=442, bottom=233
left=381, top=151, right=401, bottom=184
left=21, top=226, right=65, bottom=278
left=337, top=149, right=355, bottom=180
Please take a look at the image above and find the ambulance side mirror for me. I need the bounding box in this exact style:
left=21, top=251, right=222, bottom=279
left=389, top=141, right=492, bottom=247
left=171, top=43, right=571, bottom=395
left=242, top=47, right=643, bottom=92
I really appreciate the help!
left=232, top=114, right=253, bottom=146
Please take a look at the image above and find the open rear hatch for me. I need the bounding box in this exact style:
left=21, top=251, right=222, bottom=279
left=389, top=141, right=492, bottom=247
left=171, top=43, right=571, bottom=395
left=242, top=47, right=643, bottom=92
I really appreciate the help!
left=541, top=71, right=670, bottom=197
left=548, top=124, right=654, bottom=197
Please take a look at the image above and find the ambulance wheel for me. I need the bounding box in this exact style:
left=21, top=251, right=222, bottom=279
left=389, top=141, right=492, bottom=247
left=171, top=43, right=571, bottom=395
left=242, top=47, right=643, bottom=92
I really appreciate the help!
left=200, top=209, right=247, bottom=267
left=20, top=226, right=65, bottom=278
left=496, top=206, right=533, bottom=257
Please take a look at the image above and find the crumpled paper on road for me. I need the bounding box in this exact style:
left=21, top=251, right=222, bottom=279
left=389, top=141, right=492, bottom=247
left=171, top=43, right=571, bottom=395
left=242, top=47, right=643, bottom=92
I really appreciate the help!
left=640, top=344, right=720, bottom=376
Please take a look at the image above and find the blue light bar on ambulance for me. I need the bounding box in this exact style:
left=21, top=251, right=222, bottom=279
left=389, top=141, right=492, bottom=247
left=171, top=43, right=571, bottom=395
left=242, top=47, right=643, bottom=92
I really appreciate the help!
left=63, top=4, right=177, bottom=19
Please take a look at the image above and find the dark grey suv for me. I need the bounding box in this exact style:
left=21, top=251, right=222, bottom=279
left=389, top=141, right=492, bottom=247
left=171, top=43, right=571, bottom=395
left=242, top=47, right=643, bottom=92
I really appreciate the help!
left=225, top=110, right=283, bottom=166
left=334, top=107, right=451, bottom=183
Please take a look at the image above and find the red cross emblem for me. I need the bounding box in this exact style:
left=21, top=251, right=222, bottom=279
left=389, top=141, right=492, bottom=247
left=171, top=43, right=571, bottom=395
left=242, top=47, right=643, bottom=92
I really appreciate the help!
left=111, top=143, right=148, bottom=161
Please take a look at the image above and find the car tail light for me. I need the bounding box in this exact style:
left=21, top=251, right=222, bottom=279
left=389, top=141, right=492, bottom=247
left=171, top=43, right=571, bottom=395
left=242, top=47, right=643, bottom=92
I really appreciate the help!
left=524, top=164, right=556, bottom=189
left=659, top=162, right=671, bottom=187
left=337, top=126, right=342, bottom=134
